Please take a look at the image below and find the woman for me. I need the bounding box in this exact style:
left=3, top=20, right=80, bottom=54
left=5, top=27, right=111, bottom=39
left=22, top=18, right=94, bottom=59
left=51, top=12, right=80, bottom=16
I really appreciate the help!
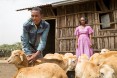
left=74, top=17, right=94, bottom=58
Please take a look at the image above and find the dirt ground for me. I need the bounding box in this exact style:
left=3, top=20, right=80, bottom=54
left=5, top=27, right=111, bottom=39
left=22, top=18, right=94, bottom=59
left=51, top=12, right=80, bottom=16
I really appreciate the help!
left=0, top=58, right=18, bottom=78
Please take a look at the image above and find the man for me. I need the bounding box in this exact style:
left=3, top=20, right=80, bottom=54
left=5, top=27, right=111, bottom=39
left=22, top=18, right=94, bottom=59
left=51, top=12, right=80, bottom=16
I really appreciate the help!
left=21, top=7, right=50, bottom=63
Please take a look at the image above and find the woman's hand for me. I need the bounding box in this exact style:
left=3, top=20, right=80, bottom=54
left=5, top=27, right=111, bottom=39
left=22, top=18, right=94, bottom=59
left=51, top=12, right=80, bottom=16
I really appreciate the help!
left=76, top=36, right=78, bottom=48
left=76, top=44, right=78, bottom=48
left=90, top=43, right=94, bottom=48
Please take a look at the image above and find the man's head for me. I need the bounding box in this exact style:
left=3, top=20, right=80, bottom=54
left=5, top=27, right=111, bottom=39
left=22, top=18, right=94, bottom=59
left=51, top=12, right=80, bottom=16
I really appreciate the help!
left=31, top=7, right=42, bottom=25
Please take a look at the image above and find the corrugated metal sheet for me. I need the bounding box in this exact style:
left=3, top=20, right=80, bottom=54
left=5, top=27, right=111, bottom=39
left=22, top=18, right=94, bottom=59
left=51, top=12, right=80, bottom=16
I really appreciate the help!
left=16, top=4, right=52, bottom=11
left=16, top=0, right=95, bottom=11
left=52, top=0, right=92, bottom=7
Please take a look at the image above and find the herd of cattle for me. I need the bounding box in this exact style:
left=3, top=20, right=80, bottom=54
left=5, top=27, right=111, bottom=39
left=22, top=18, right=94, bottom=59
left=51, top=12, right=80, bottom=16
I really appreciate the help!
left=6, top=49, right=117, bottom=78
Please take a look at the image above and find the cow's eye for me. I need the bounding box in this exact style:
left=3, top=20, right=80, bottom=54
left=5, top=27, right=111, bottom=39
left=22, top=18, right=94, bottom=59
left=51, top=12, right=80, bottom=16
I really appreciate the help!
left=72, top=61, right=75, bottom=63
left=113, top=72, right=115, bottom=75
left=15, top=55, right=19, bottom=56
left=101, top=73, right=104, bottom=76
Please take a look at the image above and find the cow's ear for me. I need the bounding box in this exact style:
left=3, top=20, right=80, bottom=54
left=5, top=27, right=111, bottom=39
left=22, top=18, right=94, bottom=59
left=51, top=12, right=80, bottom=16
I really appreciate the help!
left=20, top=55, right=23, bottom=61
left=98, top=61, right=105, bottom=67
left=78, top=56, right=81, bottom=63
left=19, top=51, right=25, bottom=61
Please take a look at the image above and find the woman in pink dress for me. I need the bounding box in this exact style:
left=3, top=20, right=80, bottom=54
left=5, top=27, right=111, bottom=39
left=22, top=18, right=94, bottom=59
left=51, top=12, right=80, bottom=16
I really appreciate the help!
left=74, top=17, right=94, bottom=58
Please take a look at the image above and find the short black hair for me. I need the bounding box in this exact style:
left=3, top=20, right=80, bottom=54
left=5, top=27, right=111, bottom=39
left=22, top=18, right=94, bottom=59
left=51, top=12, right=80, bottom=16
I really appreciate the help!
left=31, top=7, right=42, bottom=14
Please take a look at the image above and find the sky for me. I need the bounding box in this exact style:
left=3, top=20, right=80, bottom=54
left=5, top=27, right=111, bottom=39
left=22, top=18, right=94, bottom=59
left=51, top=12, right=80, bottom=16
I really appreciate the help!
left=0, top=0, right=62, bottom=45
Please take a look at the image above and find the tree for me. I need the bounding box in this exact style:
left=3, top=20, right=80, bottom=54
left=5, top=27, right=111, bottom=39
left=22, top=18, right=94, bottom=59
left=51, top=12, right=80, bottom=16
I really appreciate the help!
left=0, top=42, right=22, bottom=57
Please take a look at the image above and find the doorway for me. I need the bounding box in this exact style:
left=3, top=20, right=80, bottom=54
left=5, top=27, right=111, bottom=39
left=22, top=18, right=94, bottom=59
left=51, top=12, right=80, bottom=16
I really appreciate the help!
left=43, top=19, right=55, bottom=56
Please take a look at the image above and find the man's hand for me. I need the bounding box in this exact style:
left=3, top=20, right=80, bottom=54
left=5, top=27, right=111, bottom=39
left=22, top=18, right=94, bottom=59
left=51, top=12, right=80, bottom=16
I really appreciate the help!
left=28, top=51, right=41, bottom=63
left=26, top=54, right=32, bottom=61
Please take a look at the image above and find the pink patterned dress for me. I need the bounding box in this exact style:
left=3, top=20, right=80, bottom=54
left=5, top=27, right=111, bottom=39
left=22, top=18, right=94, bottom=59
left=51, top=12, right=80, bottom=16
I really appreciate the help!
left=74, top=26, right=94, bottom=58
